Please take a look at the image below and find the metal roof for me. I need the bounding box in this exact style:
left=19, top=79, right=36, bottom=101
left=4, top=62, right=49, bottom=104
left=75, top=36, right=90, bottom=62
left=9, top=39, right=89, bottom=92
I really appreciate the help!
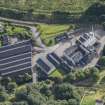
left=36, top=55, right=55, bottom=74
left=0, top=40, right=32, bottom=76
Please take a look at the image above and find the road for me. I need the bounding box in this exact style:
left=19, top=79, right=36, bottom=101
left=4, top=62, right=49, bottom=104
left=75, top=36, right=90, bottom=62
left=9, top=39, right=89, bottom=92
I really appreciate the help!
left=30, top=27, right=46, bottom=48
left=0, top=16, right=38, bottom=25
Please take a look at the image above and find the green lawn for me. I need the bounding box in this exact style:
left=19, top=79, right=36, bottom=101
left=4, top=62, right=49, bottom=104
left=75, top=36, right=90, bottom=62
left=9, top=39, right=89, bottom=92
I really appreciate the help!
left=38, top=23, right=70, bottom=38
left=81, top=94, right=95, bottom=105
left=38, top=23, right=72, bottom=46
left=49, top=69, right=63, bottom=78
left=6, top=25, right=31, bottom=36
left=81, top=91, right=104, bottom=105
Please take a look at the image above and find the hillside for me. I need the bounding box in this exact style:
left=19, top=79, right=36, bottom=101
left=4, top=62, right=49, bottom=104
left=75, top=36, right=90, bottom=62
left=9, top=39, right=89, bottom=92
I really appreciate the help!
left=0, top=0, right=105, bottom=23
left=0, top=0, right=98, bottom=14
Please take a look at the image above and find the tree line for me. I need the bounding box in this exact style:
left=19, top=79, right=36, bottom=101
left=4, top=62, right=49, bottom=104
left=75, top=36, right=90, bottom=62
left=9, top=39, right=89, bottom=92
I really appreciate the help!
left=0, top=2, right=105, bottom=24
left=0, top=76, right=81, bottom=105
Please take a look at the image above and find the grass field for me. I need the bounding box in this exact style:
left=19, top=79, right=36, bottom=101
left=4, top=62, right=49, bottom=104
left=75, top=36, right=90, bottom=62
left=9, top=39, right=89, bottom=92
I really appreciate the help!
left=49, top=69, right=63, bottom=78
left=38, top=23, right=71, bottom=46
left=6, top=26, right=25, bottom=35
left=81, top=94, right=95, bottom=105
left=38, top=23, right=70, bottom=38
left=81, top=90, right=105, bottom=105
left=6, top=25, right=31, bottom=38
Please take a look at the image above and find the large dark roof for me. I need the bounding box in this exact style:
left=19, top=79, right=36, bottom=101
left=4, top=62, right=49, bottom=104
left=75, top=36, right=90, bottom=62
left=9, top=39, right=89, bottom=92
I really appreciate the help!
left=0, top=40, right=32, bottom=76
left=36, top=56, right=55, bottom=74
left=37, top=58, right=51, bottom=73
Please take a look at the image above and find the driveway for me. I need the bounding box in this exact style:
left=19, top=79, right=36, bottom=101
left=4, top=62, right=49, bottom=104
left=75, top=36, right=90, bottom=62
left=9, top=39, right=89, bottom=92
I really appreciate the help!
left=30, top=27, right=46, bottom=48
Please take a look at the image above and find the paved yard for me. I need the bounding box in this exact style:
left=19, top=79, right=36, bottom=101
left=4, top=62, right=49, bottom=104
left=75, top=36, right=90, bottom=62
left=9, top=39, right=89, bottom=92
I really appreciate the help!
left=84, top=29, right=105, bottom=69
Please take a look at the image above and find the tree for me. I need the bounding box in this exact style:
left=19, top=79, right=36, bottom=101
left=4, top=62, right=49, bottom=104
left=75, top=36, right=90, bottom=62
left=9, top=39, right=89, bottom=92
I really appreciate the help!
left=68, top=99, right=78, bottom=105
left=15, top=87, right=28, bottom=101
left=82, top=2, right=105, bottom=23
left=90, top=67, right=100, bottom=82
left=84, top=68, right=91, bottom=77
left=7, top=82, right=17, bottom=93
left=52, top=11, right=71, bottom=23
left=0, top=77, right=11, bottom=88
left=40, top=85, right=52, bottom=97
left=71, top=90, right=81, bottom=102
left=54, top=83, right=75, bottom=100
left=27, top=94, right=45, bottom=105
left=23, top=73, right=32, bottom=82
left=0, top=92, right=8, bottom=102
left=0, top=85, right=5, bottom=93
left=27, top=95, right=37, bottom=105
left=64, top=72, right=76, bottom=83
left=75, top=70, right=85, bottom=80
left=27, top=8, right=34, bottom=20
left=98, top=56, right=105, bottom=69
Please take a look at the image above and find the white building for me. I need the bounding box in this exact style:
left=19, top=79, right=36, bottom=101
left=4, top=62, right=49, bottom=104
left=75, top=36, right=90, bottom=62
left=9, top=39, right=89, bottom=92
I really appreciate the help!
left=79, top=32, right=97, bottom=48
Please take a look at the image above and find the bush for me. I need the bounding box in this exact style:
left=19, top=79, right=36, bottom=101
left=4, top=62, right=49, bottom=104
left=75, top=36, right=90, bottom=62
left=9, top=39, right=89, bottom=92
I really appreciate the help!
left=0, top=92, right=8, bottom=102
left=7, top=82, right=17, bottom=93
left=68, top=99, right=78, bottom=105
left=75, top=70, right=85, bottom=80
left=98, top=56, right=105, bottom=69
left=0, top=77, right=11, bottom=88
left=64, top=67, right=100, bottom=83
left=15, top=87, right=28, bottom=101
left=64, top=72, right=76, bottom=83
left=53, top=83, right=80, bottom=101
